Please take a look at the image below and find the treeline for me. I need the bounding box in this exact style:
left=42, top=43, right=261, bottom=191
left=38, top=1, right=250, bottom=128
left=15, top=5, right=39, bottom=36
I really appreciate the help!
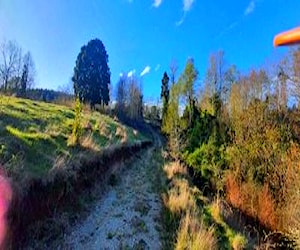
left=161, top=47, right=300, bottom=244
left=0, top=40, right=35, bottom=97
left=0, top=39, right=75, bottom=104
left=26, top=88, right=73, bottom=103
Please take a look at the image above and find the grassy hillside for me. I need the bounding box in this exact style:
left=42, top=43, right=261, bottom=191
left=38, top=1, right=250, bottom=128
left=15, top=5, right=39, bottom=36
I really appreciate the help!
left=0, top=95, right=147, bottom=178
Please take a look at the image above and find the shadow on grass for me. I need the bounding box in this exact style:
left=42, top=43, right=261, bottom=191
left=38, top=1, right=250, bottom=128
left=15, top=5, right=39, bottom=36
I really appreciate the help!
left=0, top=111, right=74, bottom=177
left=92, top=132, right=109, bottom=147
left=0, top=113, right=45, bottom=131
left=58, top=109, right=75, bottom=119
left=2, top=126, right=70, bottom=178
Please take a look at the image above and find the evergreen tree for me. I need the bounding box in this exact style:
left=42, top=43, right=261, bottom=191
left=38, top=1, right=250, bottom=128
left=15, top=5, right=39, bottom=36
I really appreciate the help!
left=20, top=64, right=28, bottom=97
left=160, top=72, right=170, bottom=127
left=72, top=39, right=110, bottom=109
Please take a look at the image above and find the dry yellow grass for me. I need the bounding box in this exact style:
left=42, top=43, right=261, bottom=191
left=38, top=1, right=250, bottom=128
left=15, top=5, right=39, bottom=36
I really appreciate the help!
left=208, top=198, right=249, bottom=249
left=232, top=234, right=248, bottom=250
left=162, top=161, right=218, bottom=249
left=81, top=134, right=100, bottom=151
left=285, top=185, right=300, bottom=248
left=163, top=161, right=187, bottom=180
left=176, top=210, right=217, bottom=250
left=99, top=121, right=109, bottom=136
left=163, top=178, right=195, bottom=215
left=115, top=126, right=128, bottom=143
left=210, top=198, right=222, bottom=224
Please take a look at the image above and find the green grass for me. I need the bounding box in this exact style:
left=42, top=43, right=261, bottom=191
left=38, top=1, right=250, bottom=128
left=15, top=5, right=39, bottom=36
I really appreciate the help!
left=203, top=201, right=248, bottom=250
left=0, top=95, right=147, bottom=178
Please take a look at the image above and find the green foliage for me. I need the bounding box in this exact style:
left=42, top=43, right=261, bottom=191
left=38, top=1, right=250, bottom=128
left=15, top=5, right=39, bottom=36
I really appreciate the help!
left=70, top=97, right=83, bottom=145
left=227, top=99, right=292, bottom=185
left=20, top=63, right=28, bottom=97
left=184, top=135, right=227, bottom=189
left=210, top=93, right=222, bottom=118
left=178, top=58, right=198, bottom=102
left=72, top=38, right=110, bottom=109
left=186, top=110, right=215, bottom=151
left=162, top=50, right=300, bottom=246
left=162, top=82, right=182, bottom=159
left=144, top=105, right=160, bottom=122
left=163, top=59, right=227, bottom=178
left=182, top=95, right=227, bottom=190
left=162, top=59, right=199, bottom=159
left=162, top=82, right=181, bottom=135
left=178, top=59, right=198, bottom=128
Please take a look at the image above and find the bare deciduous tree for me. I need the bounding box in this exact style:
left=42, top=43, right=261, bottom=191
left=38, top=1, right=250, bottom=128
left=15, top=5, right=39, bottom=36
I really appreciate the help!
left=116, top=74, right=128, bottom=117
left=115, top=73, right=143, bottom=121
left=204, top=51, right=227, bottom=101
left=0, top=40, right=22, bottom=90
left=128, top=76, right=143, bottom=121
left=290, top=47, right=300, bottom=105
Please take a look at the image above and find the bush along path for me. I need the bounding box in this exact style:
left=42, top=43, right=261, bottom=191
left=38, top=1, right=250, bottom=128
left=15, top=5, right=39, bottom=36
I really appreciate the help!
left=60, top=132, right=164, bottom=249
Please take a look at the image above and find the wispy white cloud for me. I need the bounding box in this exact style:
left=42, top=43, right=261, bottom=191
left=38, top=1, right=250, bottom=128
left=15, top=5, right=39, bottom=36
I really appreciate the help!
left=216, top=21, right=239, bottom=40
left=155, top=64, right=161, bottom=71
left=183, top=0, right=195, bottom=12
left=176, top=14, right=186, bottom=26
left=176, top=0, right=195, bottom=26
left=216, top=0, right=261, bottom=40
left=153, top=0, right=162, bottom=8
left=140, top=66, right=151, bottom=77
left=128, top=69, right=136, bottom=77
left=244, top=0, right=256, bottom=16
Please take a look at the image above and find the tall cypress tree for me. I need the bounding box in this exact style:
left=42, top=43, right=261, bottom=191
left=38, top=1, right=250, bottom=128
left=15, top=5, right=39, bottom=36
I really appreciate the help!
left=160, top=72, right=170, bottom=127
left=72, top=39, right=110, bottom=109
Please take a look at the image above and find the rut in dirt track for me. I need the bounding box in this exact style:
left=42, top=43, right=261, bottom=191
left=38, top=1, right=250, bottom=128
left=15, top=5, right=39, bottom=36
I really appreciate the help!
left=62, top=129, right=164, bottom=250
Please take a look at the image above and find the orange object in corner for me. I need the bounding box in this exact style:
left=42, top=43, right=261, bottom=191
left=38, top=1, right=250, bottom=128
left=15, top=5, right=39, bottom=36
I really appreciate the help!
left=274, top=27, right=300, bottom=47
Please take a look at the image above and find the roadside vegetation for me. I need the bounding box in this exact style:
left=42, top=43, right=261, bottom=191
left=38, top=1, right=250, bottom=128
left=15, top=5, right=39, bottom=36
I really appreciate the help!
left=1, top=28, right=300, bottom=249
left=160, top=47, right=300, bottom=248
left=161, top=160, right=254, bottom=249
left=161, top=161, right=217, bottom=250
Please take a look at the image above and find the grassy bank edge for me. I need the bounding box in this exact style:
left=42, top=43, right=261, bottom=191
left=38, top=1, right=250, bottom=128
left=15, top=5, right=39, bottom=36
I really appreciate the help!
left=6, top=140, right=152, bottom=249
left=160, top=161, right=255, bottom=250
left=160, top=161, right=218, bottom=250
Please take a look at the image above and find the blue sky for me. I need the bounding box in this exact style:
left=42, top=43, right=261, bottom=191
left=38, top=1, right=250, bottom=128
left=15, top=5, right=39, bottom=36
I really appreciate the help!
left=0, top=0, right=299, bottom=101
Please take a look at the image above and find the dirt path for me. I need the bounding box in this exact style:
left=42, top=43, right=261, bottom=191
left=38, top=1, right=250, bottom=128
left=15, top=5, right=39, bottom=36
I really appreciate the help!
left=61, top=133, right=164, bottom=249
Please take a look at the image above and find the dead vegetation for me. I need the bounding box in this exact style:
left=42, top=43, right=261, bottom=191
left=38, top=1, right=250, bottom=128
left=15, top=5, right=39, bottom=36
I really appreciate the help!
left=162, top=162, right=218, bottom=250
left=176, top=210, right=217, bottom=250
